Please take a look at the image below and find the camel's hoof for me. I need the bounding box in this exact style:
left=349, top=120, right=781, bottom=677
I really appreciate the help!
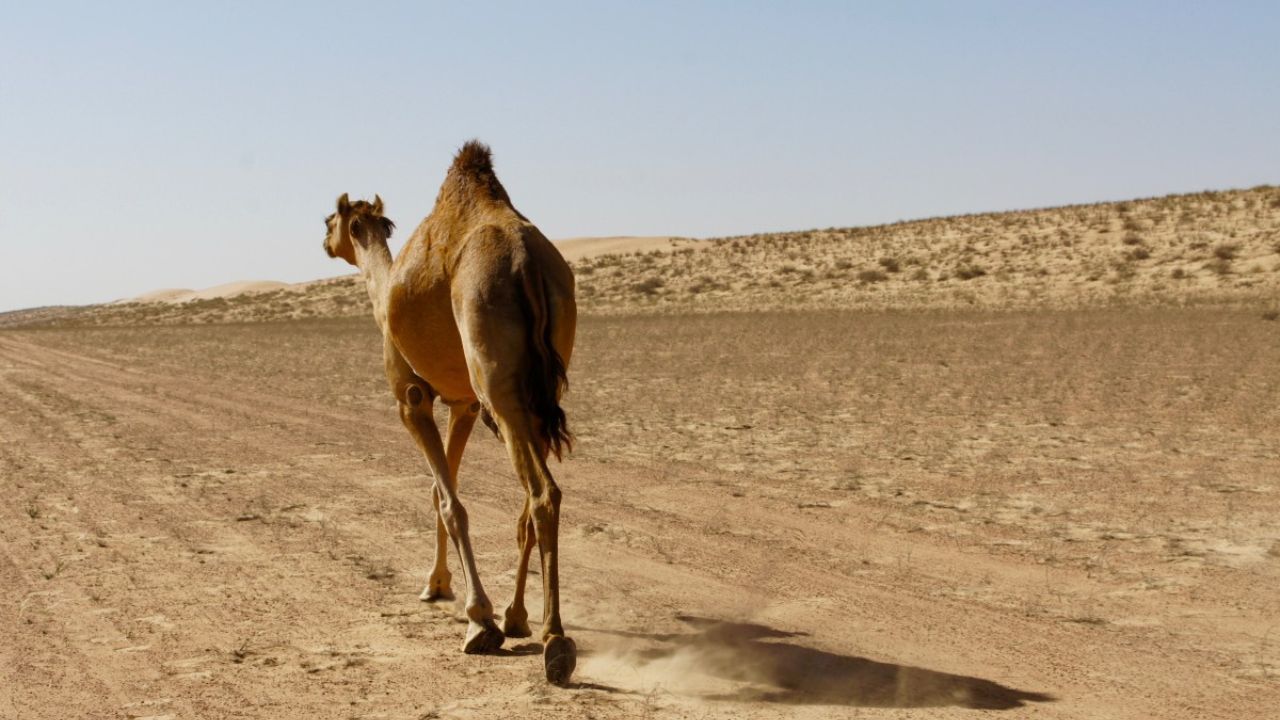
left=419, top=576, right=455, bottom=599
left=463, top=619, right=505, bottom=654
left=419, top=586, right=454, bottom=602
left=502, top=606, right=532, bottom=638
left=543, top=635, right=577, bottom=686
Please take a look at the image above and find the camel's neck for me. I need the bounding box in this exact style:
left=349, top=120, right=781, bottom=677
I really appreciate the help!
left=353, top=240, right=394, bottom=334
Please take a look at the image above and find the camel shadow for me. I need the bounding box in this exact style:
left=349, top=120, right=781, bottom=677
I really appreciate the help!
left=494, top=641, right=543, bottom=657
left=582, top=615, right=1054, bottom=710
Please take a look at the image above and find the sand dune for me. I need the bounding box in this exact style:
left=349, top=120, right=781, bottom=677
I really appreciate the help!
left=20, top=186, right=1276, bottom=328
left=118, top=236, right=698, bottom=307
left=552, top=235, right=706, bottom=262
left=121, top=280, right=294, bottom=305
left=183, top=280, right=290, bottom=302
left=122, top=288, right=195, bottom=303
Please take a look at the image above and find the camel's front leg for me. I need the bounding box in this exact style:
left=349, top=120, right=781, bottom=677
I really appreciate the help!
left=399, top=386, right=502, bottom=653
left=420, top=402, right=478, bottom=602
left=421, top=483, right=452, bottom=601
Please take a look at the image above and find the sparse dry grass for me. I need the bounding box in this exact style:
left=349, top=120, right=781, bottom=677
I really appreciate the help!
left=562, top=186, right=1279, bottom=315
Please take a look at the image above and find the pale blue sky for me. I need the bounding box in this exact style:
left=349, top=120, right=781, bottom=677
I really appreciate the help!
left=2, top=1, right=1277, bottom=311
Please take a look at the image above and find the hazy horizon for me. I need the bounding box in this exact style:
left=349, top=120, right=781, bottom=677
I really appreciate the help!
left=3, top=2, right=1278, bottom=312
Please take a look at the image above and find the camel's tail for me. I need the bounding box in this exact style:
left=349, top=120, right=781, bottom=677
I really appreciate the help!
left=514, top=262, right=572, bottom=461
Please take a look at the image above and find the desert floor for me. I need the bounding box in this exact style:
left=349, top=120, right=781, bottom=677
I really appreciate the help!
left=2, top=309, right=1278, bottom=719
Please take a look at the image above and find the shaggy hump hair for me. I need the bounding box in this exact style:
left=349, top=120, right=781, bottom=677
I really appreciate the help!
left=446, top=140, right=513, bottom=205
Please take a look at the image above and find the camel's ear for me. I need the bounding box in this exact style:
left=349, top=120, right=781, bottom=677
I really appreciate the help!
left=336, top=192, right=350, bottom=216
left=372, top=194, right=384, bottom=216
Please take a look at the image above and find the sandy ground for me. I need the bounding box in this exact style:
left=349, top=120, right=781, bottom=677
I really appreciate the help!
left=2, top=310, right=1278, bottom=719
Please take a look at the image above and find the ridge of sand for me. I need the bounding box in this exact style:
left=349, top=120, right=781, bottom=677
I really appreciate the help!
left=16, top=185, right=1275, bottom=328
left=552, top=235, right=706, bottom=262
left=183, top=280, right=291, bottom=302
left=119, top=280, right=294, bottom=305
left=123, top=288, right=195, bottom=303
left=117, top=236, right=693, bottom=306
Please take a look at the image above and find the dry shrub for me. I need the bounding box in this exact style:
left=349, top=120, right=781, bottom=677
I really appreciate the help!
left=632, top=277, right=665, bottom=295
left=1206, top=259, right=1232, bottom=276
left=688, top=275, right=722, bottom=294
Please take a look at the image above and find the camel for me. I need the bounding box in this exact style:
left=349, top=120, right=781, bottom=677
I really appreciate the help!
left=321, top=141, right=577, bottom=684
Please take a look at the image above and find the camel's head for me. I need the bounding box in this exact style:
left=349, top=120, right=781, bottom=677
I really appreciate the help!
left=323, top=193, right=395, bottom=266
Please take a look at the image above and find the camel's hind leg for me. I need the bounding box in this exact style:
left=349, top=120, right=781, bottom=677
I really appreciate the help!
left=454, top=284, right=575, bottom=683
left=492, top=408, right=574, bottom=684
left=398, top=386, right=502, bottom=654
left=502, top=501, right=536, bottom=638
left=421, top=402, right=478, bottom=602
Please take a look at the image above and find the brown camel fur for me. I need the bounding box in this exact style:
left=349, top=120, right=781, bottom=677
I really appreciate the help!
left=322, top=141, right=577, bottom=684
